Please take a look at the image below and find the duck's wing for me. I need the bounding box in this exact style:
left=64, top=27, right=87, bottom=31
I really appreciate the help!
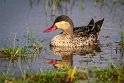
left=74, top=26, right=88, bottom=32
left=73, top=19, right=95, bottom=36
left=74, top=18, right=104, bottom=36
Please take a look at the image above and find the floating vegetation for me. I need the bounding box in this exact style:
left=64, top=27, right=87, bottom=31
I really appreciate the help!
left=103, top=34, right=110, bottom=38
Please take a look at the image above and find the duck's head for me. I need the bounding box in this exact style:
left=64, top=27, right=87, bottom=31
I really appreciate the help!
left=44, top=15, right=74, bottom=37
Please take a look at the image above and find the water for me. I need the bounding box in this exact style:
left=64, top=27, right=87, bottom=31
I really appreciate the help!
left=0, top=0, right=124, bottom=76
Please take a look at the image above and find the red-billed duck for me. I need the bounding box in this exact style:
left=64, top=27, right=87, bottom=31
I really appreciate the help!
left=44, top=15, right=104, bottom=47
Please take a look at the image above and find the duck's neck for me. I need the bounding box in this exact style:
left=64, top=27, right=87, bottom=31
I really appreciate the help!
left=55, top=21, right=74, bottom=38
left=62, top=23, right=74, bottom=38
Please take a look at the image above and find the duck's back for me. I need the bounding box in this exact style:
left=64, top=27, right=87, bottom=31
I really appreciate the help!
left=74, top=18, right=104, bottom=37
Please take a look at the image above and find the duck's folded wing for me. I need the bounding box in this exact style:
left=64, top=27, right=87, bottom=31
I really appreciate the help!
left=73, top=18, right=104, bottom=36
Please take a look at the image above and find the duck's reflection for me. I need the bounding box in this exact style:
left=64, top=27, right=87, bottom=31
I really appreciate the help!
left=47, top=44, right=101, bottom=69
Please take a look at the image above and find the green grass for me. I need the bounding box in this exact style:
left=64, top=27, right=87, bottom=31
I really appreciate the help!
left=0, top=47, right=28, bottom=59
left=93, top=64, right=124, bottom=83
left=0, top=63, right=123, bottom=83
left=0, top=70, right=67, bottom=83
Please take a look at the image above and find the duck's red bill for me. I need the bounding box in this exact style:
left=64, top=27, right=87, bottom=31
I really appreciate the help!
left=43, top=25, right=57, bottom=32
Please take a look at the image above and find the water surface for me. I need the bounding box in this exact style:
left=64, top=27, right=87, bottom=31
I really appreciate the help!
left=0, top=0, right=124, bottom=76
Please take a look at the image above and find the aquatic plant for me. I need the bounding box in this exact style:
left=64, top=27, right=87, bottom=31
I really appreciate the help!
left=24, top=27, right=43, bottom=55
left=1, top=47, right=28, bottom=59
left=118, top=0, right=124, bottom=4
left=0, top=33, right=29, bottom=60
left=94, top=0, right=106, bottom=5
left=67, top=66, right=77, bottom=82
left=120, top=16, right=124, bottom=42
left=93, top=64, right=124, bottom=83
left=45, top=0, right=74, bottom=21
left=0, top=70, right=66, bottom=83
left=47, top=0, right=71, bottom=16
left=94, top=0, right=124, bottom=4
left=0, top=28, right=43, bottom=60
left=0, top=64, right=123, bottom=83
left=28, top=0, right=41, bottom=8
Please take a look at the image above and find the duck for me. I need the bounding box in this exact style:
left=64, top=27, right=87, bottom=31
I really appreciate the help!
left=44, top=15, right=104, bottom=47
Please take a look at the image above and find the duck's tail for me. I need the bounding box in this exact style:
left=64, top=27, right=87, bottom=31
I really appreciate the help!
left=94, top=18, right=104, bottom=33
left=87, top=18, right=104, bottom=34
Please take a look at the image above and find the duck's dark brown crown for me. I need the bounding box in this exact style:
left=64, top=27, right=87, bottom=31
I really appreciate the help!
left=53, top=15, right=74, bottom=28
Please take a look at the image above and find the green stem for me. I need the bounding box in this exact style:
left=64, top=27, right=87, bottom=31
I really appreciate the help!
left=120, top=16, right=123, bottom=42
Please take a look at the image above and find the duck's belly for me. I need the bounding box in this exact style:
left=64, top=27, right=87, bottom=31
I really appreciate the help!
left=50, top=35, right=96, bottom=47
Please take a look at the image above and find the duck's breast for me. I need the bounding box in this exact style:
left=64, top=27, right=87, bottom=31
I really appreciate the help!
left=51, top=35, right=72, bottom=47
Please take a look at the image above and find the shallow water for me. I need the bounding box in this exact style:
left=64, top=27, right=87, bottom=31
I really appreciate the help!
left=0, top=0, right=124, bottom=76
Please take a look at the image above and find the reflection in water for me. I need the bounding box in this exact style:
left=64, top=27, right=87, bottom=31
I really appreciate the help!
left=119, top=43, right=124, bottom=64
left=28, top=0, right=41, bottom=8
left=45, top=0, right=76, bottom=26
left=50, top=44, right=101, bottom=69
left=46, top=0, right=75, bottom=15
